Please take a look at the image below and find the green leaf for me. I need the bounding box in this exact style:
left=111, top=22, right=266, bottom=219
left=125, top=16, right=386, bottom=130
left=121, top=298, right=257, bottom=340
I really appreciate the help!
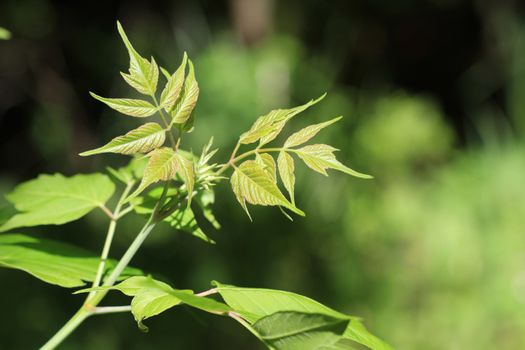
left=0, top=27, right=11, bottom=40
left=159, top=53, right=188, bottom=111
left=253, top=311, right=349, bottom=350
left=165, top=206, right=215, bottom=244
left=284, top=116, right=343, bottom=148
left=343, top=320, right=394, bottom=350
left=239, top=94, right=325, bottom=146
left=107, top=157, right=148, bottom=185
left=78, top=276, right=230, bottom=331
left=256, top=153, right=277, bottom=182
left=294, top=145, right=372, bottom=179
left=80, top=122, right=165, bottom=156
left=175, top=153, right=195, bottom=205
left=117, top=21, right=159, bottom=95
left=230, top=160, right=304, bottom=218
left=213, top=283, right=393, bottom=350
left=90, top=92, right=157, bottom=118
left=213, top=282, right=349, bottom=324
left=196, top=190, right=221, bottom=229
left=127, top=148, right=180, bottom=200
left=0, top=234, right=140, bottom=288
left=277, top=151, right=296, bottom=204
left=169, top=59, right=199, bottom=125
left=0, top=173, right=115, bottom=232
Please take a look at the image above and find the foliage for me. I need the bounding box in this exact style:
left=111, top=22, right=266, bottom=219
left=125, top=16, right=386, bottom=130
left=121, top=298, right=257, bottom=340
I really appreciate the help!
left=0, top=21, right=388, bottom=350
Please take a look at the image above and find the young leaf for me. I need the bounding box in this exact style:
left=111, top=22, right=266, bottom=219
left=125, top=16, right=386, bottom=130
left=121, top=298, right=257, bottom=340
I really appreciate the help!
left=277, top=151, right=296, bottom=204
left=80, top=122, right=165, bottom=156
left=230, top=160, right=304, bottom=218
left=159, top=53, right=188, bottom=111
left=295, top=144, right=373, bottom=179
left=0, top=234, right=141, bottom=288
left=77, top=276, right=231, bottom=331
left=284, top=116, right=343, bottom=148
left=169, top=59, right=199, bottom=125
left=117, top=21, right=159, bottom=95
left=239, top=94, right=326, bottom=146
left=90, top=92, right=157, bottom=118
left=255, top=153, right=277, bottom=182
left=0, top=173, right=115, bottom=232
left=253, top=311, right=349, bottom=350
left=107, top=157, right=148, bottom=184
left=128, top=147, right=180, bottom=199
left=175, top=153, right=195, bottom=205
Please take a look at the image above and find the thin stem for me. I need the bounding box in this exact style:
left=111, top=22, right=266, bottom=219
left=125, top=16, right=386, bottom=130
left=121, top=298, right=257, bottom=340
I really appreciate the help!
left=228, top=311, right=263, bottom=341
left=92, top=306, right=132, bottom=315
left=87, top=182, right=133, bottom=301
left=195, top=288, right=218, bottom=297
left=216, top=147, right=286, bottom=176
left=151, top=94, right=177, bottom=148
left=98, top=205, right=114, bottom=220
left=40, top=309, right=91, bottom=350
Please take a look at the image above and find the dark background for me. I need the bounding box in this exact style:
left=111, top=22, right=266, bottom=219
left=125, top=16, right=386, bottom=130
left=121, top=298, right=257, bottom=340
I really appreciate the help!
left=1, top=0, right=525, bottom=349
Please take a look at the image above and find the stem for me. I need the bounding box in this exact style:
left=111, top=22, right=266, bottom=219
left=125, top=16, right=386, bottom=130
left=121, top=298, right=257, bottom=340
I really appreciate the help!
left=87, top=182, right=133, bottom=301
left=151, top=94, right=177, bottom=148
left=98, top=204, right=114, bottom=220
left=92, top=306, right=132, bottom=315
left=40, top=309, right=91, bottom=350
left=216, top=147, right=286, bottom=175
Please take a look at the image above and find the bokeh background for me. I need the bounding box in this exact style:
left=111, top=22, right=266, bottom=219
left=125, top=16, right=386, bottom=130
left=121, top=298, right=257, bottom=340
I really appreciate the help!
left=1, top=0, right=525, bottom=349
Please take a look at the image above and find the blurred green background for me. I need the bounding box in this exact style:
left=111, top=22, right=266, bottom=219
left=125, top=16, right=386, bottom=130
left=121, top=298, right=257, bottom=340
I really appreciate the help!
left=1, top=0, right=525, bottom=349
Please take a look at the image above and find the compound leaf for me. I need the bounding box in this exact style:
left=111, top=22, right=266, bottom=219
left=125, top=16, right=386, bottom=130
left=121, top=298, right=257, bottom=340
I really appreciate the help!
left=128, top=147, right=180, bottom=200
left=0, top=173, right=115, bottom=232
left=0, top=234, right=140, bottom=288
left=284, top=116, right=342, bottom=148
left=253, top=311, right=349, bottom=350
left=90, top=92, right=157, bottom=118
left=295, top=144, right=372, bottom=179
left=230, top=160, right=304, bottom=218
left=159, top=53, right=188, bottom=111
left=117, top=21, right=159, bottom=95
left=169, top=59, right=199, bottom=125
left=80, top=122, right=165, bottom=156
left=277, top=151, right=296, bottom=204
left=239, top=94, right=325, bottom=146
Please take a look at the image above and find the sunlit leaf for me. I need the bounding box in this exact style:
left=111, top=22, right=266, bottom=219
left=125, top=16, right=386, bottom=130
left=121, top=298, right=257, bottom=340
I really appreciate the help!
left=0, top=173, right=115, bottom=232
left=294, top=144, right=372, bottom=179
left=256, top=153, right=277, bottom=182
left=175, top=153, right=195, bottom=205
left=0, top=234, right=140, bottom=288
left=128, top=147, right=179, bottom=200
left=90, top=92, right=157, bottom=117
left=230, top=160, right=304, bottom=218
left=77, top=276, right=230, bottom=331
left=239, top=94, right=326, bottom=145
left=284, top=116, right=343, bottom=148
left=159, top=53, right=187, bottom=111
left=169, top=59, right=199, bottom=125
left=117, top=21, right=159, bottom=95
left=213, top=282, right=349, bottom=323
left=80, top=122, right=165, bottom=156
left=107, top=157, right=148, bottom=185
left=253, top=311, right=349, bottom=350
left=277, top=151, right=296, bottom=204
left=343, top=320, right=394, bottom=350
